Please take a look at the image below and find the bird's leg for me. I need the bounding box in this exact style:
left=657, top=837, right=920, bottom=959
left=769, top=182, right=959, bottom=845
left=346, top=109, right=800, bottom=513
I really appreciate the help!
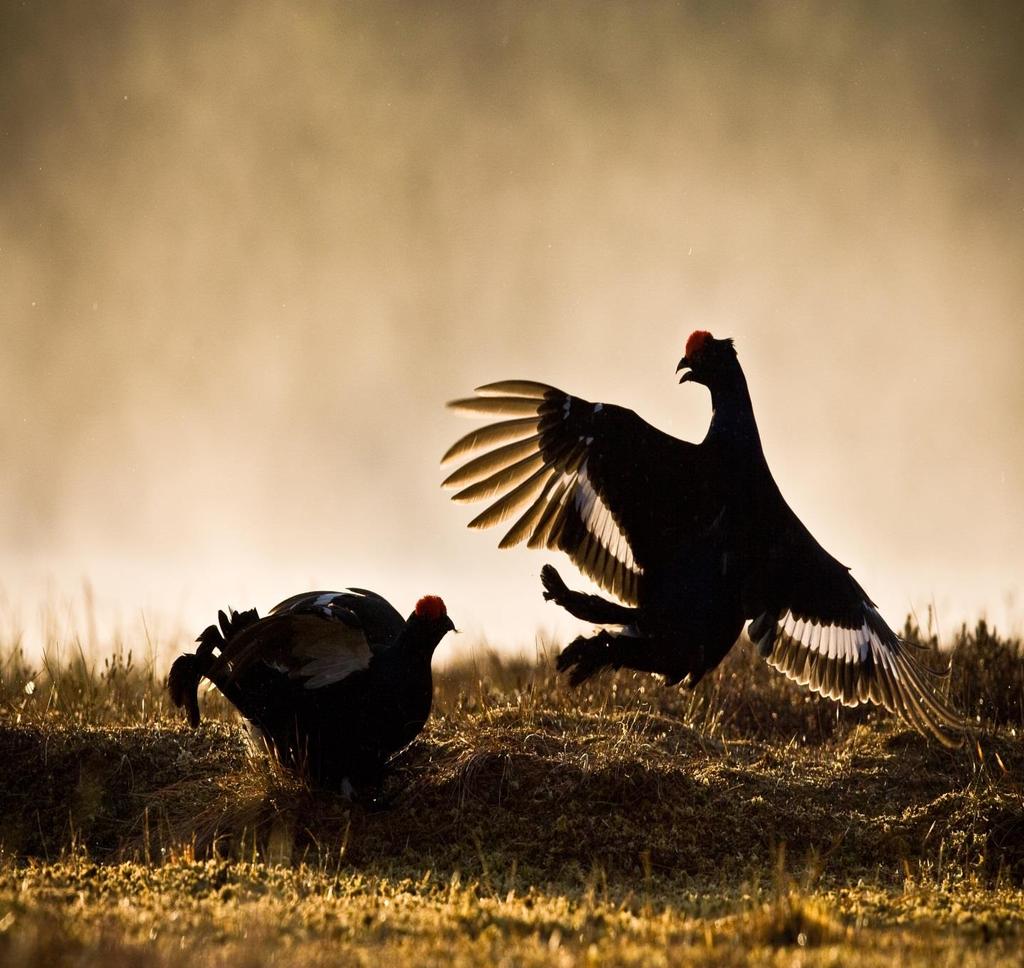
left=338, top=777, right=356, bottom=800
left=557, top=630, right=699, bottom=687
left=353, top=759, right=399, bottom=812
left=361, top=781, right=395, bottom=812
left=541, top=564, right=637, bottom=625
left=556, top=629, right=618, bottom=686
left=336, top=775, right=392, bottom=812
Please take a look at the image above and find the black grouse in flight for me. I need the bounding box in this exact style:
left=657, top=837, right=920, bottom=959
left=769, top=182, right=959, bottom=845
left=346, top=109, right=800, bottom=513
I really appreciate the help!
left=169, top=590, right=455, bottom=789
left=442, top=331, right=964, bottom=746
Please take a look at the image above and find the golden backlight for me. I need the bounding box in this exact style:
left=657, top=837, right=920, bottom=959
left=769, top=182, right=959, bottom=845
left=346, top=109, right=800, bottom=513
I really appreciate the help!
left=2, top=2, right=1022, bottom=656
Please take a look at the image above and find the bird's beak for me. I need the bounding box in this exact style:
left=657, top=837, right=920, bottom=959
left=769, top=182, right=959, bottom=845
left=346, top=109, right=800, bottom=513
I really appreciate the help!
left=446, top=616, right=458, bottom=634
left=676, top=357, right=692, bottom=383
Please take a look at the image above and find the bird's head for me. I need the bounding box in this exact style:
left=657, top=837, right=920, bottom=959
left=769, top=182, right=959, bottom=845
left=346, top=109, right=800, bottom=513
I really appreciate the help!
left=676, top=330, right=737, bottom=387
left=408, top=594, right=457, bottom=646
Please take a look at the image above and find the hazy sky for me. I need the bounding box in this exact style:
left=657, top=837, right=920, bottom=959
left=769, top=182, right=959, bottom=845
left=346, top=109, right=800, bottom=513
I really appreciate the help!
left=3, top=1, right=1022, bottom=658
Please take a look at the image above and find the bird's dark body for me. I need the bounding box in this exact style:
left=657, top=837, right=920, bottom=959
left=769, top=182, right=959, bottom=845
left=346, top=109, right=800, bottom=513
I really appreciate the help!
left=635, top=540, right=746, bottom=685
left=565, top=372, right=870, bottom=685
left=542, top=386, right=767, bottom=686
left=169, top=590, right=453, bottom=790
left=214, top=647, right=433, bottom=787
left=445, top=333, right=965, bottom=745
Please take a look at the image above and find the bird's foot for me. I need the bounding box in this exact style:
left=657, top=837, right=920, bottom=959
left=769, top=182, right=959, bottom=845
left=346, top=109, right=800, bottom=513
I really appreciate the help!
left=556, top=632, right=614, bottom=687
left=338, top=777, right=356, bottom=800
left=362, top=788, right=400, bottom=813
left=540, top=564, right=571, bottom=606
left=330, top=774, right=399, bottom=811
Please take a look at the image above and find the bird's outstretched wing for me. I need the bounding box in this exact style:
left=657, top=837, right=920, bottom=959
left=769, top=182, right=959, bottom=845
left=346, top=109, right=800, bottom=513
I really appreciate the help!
left=270, top=588, right=405, bottom=653
left=443, top=381, right=709, bottom=604
left=745, top=506, right=965, bottom=747
left=206, top=603, right=373, bottom=690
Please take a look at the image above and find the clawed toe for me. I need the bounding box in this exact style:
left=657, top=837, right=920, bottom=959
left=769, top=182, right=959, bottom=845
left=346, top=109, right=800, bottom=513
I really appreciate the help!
left=568, top=663, right=597, bottom=688
left=541, top=564, right=569, bottom=603
left=556, top=634, right=612, bottom=685
left=555, top=638, right=581, bottom=672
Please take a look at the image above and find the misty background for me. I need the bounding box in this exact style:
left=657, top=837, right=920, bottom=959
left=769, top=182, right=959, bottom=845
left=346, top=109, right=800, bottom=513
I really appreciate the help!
left=2, top=1, right=1022, bottom=660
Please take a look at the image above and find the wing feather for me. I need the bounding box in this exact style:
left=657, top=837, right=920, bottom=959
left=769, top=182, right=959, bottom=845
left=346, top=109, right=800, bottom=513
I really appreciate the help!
left=452, top=451, right=547, bottom=503
left=524, top=477, right=573, bottom=548
left=474, top=380, right=553, bottom=398
left=210, top=612, right=372, bottom=690
left=448, top=396, right=546, bottom=416
left=441, top=435, right=542, bottom=488
left=269, top=587, right=405, bottom=652
left=444, top=381, right=707, bottom=605
left=466, top=463, right=555, bottom=530
left=442, top=417, right=540, bottom=463
left=498, top=477, right=561, bottom=548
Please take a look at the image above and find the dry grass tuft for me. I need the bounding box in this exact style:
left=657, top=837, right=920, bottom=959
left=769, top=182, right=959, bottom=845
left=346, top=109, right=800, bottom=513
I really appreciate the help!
left=0, top=616, right=1022, bottom=965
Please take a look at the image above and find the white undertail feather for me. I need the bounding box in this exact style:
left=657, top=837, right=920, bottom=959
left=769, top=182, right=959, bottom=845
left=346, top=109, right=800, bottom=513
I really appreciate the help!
left=762, top=603, right=963, bottom=746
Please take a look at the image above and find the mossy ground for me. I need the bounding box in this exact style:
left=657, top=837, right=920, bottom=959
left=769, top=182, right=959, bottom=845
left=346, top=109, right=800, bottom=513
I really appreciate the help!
left=0, top=619, right=1022, bottom=965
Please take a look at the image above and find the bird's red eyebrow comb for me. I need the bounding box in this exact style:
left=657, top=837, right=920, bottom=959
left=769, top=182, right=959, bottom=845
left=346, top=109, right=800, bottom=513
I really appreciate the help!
left=685, top=330, right=713, bottom=358
left=415, top=595, right=447, bottom=619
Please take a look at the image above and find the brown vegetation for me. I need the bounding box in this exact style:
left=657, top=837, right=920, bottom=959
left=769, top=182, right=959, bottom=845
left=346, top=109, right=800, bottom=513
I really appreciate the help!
left=0, top=619, right=1022, bottom=965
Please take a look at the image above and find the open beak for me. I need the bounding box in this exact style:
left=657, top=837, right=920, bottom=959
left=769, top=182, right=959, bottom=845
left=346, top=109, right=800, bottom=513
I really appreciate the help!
left=676, top=356, right=692, bottom=383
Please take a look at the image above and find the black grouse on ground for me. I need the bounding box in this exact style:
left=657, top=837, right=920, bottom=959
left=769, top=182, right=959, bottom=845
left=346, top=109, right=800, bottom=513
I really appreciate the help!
left=168, top=590, right=455, bottom=790
left=442, top=331, right=965, bottom=746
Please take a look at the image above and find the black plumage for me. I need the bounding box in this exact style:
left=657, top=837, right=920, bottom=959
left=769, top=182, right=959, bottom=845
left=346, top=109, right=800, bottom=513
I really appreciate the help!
left=168, top=590, right=455, bottom=789
left=443, top=331, right=965, bottom=746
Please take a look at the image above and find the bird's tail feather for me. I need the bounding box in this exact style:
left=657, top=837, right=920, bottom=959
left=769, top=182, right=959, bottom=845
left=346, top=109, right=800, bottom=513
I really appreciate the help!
left=167, top=606, right=261, bottom=727
left=168, top=653, right=207, bottom=728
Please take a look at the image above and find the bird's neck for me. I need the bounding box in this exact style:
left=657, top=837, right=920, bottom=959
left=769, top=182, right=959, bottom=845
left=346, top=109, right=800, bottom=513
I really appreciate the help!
left=706, top=365, right=764, bottom=456
left=390, top=624, right=441, bottom=668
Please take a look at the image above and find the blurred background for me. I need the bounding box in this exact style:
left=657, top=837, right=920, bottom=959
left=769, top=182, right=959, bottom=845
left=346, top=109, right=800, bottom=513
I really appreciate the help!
left=2, top=1, right=1022, bottom=661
